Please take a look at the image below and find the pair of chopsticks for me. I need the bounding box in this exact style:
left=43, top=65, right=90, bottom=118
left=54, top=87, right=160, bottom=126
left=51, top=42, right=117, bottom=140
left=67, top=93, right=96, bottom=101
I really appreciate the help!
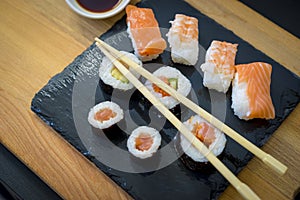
left=95, top=37, right=287, bottom=200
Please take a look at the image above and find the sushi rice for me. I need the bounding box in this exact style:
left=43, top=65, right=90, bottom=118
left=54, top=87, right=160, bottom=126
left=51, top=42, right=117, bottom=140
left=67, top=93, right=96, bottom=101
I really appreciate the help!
left=127, top=126, right=162, bottom=159
left=200, top=40, right=238, bottom=93
left=231, top=73, right=251, bottom=120
left=99, top=51, right=142, bottom=90
left=88, top=101, right=124, bottom=129
left=145, top=66, right=192, bottom=109
left=166, top=14, right=199, bottom=66
left=180, top=115, right=226, bottom=163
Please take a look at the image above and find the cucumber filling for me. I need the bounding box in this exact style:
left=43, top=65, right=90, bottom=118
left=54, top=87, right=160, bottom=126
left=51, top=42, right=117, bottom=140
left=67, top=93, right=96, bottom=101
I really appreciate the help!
left=168, top=78, right=178, bottom=90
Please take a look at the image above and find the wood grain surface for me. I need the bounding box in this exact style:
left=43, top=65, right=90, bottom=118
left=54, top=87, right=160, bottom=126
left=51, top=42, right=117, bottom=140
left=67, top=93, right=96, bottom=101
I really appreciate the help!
left=0, top=0, right=299, bottom=199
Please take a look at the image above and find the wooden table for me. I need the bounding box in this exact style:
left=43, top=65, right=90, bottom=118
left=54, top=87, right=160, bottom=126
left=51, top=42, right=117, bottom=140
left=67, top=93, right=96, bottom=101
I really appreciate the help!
left=1, top=0, right=299, bottom=199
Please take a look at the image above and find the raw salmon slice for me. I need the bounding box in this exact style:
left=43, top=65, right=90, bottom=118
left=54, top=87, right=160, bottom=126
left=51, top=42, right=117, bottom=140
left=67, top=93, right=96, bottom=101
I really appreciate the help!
left=135, top=133, right=154, bottom=151
left=94, top=108, right=116, bottom=122
left=192, top=122, right=216, bottom=147
left=126, top=5, right=166, bottom=61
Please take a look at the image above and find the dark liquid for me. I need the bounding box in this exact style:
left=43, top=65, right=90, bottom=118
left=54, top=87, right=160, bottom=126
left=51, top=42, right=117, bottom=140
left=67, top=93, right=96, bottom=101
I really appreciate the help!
left=76, top=0, right=120, bottom=13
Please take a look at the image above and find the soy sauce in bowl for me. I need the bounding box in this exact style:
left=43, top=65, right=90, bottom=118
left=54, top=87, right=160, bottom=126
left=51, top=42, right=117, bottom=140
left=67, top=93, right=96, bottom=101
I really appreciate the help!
left=66, top=0, right=130, bottom=19
left=76, top=0, right=120, bottom=13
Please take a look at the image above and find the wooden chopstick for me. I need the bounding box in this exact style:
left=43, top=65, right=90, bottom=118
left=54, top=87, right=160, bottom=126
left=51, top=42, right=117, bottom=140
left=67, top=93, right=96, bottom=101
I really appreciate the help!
left=95, top=40, right=260, bottom=200
left=95, top=37, right=288, bottom=176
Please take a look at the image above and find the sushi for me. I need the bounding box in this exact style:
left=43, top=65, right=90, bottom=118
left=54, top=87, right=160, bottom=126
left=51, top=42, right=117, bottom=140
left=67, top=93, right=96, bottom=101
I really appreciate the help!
left=166, top=14, right=199, bottom=65
left=127, top=126, right=162, bottom=159
left=178, top=115, right=226, bottom=170
left=200, top=40, right=238, bottom=93
left=99, top=51, right=142, bottom=92
left=126, top=5, right=167, bottom=61
left=144, top=66, right=191, bottom=110
left=231, top=62, right=275, bottom=120
left=88, top=101, right=124, bottom=129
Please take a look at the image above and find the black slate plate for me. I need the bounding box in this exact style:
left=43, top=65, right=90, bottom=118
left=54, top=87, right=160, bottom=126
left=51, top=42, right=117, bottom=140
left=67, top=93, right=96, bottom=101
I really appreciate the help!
left=31, top=0, right=300, bottom=199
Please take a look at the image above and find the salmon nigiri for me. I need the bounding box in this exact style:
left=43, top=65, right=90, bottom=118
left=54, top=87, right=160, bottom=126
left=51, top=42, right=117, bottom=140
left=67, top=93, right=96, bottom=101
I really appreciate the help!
left=126, top=5, right=167, bottom=61
left=200, top=40, right=238, bottom=93
left=231, top=62, right=275, bottom=120
left=166, top=14, right=199, bottom=65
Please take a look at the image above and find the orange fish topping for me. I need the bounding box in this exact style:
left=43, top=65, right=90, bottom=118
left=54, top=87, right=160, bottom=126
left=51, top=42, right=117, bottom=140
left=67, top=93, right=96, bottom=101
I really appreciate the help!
left=126, top=5, right=166, bottom=56
left=192, top=122, right=216, bottom=147
left=135, top=133, right=153, bottom=151
left=170, top=14, right=198, bottom=42
left=235, top=62, right=275, bottom=119
left=208, top=40, right=238, bottom=75
left=94, top=108, right=116, bottom=122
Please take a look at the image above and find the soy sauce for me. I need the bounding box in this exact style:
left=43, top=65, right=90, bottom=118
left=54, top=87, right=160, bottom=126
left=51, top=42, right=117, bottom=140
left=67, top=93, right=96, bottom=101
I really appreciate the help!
left=76, top=0, right=120, bottom=13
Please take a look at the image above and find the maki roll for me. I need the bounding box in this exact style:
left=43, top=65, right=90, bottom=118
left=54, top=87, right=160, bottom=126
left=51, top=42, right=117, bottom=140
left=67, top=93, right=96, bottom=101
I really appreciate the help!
left=200, top=40, right=238, bottom=93
left=178, top=115, right=226, bottom=170
left=231, top=62, right=275, bottom=120
left=99, top=51, right=142, bottom=92
left=88, top=101, right=124, bottom=129
left=166, top=14, right=199, bottom=65
left=126, top=5, right=167, bottom=61
left=144, top=66, right=192, bottom=110
left=127, top=126, right=162, bottom=159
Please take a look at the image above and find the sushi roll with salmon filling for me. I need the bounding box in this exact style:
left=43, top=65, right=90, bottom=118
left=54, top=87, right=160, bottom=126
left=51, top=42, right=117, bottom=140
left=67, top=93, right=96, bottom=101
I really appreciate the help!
left=127, top=126, right=162, bottom=159
left=166, top=14, right=199, bottom=65
left=200, top=40, right=238, bottom=93
left=179, top=115, right=226, bottom=170
left=88, top=101, right=124, bottom=129
left=144, top=66, right=191, bottom=110
left=231, top=62, right=275, bottom=120
left=99, top=51, right=142, bottom=93
left=126, top=5, right=167, bottom=61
